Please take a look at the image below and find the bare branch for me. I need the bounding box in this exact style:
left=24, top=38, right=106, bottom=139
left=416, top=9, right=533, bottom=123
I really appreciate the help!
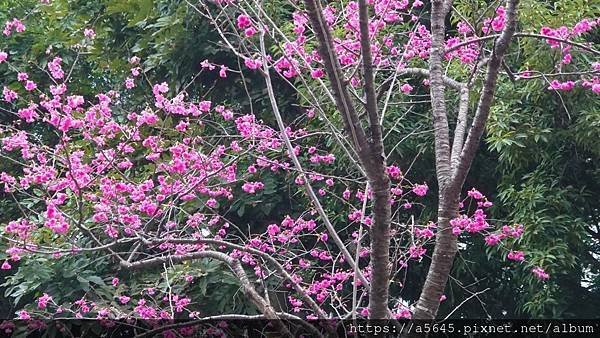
left=450, top=85, right=470, bottom=167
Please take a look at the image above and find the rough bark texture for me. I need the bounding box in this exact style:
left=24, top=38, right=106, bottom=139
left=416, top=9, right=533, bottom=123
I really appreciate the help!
left=368, top=164, right=392, bottom=319
left=413, top=196, right=459, bottom=319
left=427, top=0, right=453, bottom=189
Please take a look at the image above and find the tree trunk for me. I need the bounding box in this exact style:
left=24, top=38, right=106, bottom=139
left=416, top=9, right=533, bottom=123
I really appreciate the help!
left=413, top=194, right=459, bottom=319
left=367, top=152, right=392, bottom=319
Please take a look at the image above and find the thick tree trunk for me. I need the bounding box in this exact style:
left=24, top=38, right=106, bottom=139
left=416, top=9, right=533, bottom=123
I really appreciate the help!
left=412, top=0, right=457, bottom=320
left=414, top=0, right=519, bottom=319
left=413, top=194, right=459, bottom=319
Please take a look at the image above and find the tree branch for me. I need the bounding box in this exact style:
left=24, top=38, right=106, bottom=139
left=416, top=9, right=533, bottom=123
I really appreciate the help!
left=451, top=0, right=520, bottom=193
left=450, top=85, right=470, bottom=167
left=258, top=26, right=371, bottom=291
left=303, top=0, right=394, bottom=319
left=145, top=237, right=328, bottom=319
left=121, top=250, right=292, bottom=336
left=303, top=0, right=369, bottom=153
left=445, top=33, right=600, bottom=57
left=358, top=0, right=381, bottom=149
left=356, top=0, right=393, bottom=320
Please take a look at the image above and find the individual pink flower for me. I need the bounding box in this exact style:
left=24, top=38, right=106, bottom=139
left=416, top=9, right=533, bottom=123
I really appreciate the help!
left=200, top=59, right=215, bottom=70
left=242, top=181, right=264, bottom=194
left=237, top=15, right=252, bottom=29
left=310, top=68, right=324, bottom=79
left=572, top=18, right=594, bottom=36
left=386, top=165, right=402, bottom=179
left=175, top=120, right=189, bottom=132
left=400, top=83, right=413, bottom=94
left=17, top=72, right=28, bottom=81
left=484, top=234, right=502, bottom=246
left=244, top=58, right=262, bottom=70
left=409, top=245, right=426, bottom=258
left=532, top=267, right=550, bottom=280
left=199, top=100, right=212, bottom=112
left=1, top=261, right=11, bottom=270
left=0, top=51, right=8, bottom=63
left=24, top=81, right=37, bottom=91
left=83, top=28, right=96, bottom=39
left=125, top=78, right=135, bottom=89
left=4, top=18, right=25, bottom=36
left=119, top=296, right=131, bottom=304
left=457, top=21, right=471, bottom=34
left=244, top=27, right=257, bottom=37
left=47, top=56, right=64, bottom=79
left=206, top=198, right=217, bottom=208
left=3, top=86, right=18, bottom=102
left=13, top=19, right=25, bottom=32
left=37, top=293, right=52, bottom=309
left=17, top=310, right=30, bottom=320
left=507, top=250, right=525, bottom=262
left=468, top=188, right=484, bottom=199
left=559, top=81, right=575, bottom=91
left=412, top=183, right=428, bottom=197
left=412, top=0, right=424, bottom=8
left=267, top=224, right=280, bottom=237
left=491, top=7, right=506, bottom=32
left=112, top=277, right=119, bottom=287
left=219, top=65, right=228, bottom=78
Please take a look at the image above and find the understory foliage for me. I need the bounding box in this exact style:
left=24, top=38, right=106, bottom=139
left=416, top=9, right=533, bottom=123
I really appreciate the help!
left=0, top=0, right=598, bottom=334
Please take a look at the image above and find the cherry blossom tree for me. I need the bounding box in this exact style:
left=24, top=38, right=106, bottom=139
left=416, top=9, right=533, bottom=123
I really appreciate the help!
left=0, top=0, right=598, bottom=335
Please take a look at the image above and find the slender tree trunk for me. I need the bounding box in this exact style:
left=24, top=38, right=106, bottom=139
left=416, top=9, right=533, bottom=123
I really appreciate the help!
left=367, top=152, right=392, bottom=319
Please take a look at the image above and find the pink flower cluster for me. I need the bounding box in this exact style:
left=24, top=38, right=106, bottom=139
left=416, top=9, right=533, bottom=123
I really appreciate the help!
left=532, top=267, right=550, bottom=280
left=47, top=57, right=65, bottom=79
left=482, top=6, right=506, bottom=34
left=3, top=18, right=25, bottom=36
left=241, top=181, right=264, bottom=194
left=236, top=14, right=257, bottom=37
